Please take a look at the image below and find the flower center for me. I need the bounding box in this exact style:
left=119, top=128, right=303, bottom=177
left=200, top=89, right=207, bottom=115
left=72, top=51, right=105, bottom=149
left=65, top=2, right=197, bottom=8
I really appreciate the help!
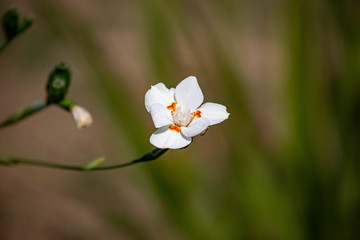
left=172, top=106, right=192, bottom=127
left=167, top=102, right=203, bottom=129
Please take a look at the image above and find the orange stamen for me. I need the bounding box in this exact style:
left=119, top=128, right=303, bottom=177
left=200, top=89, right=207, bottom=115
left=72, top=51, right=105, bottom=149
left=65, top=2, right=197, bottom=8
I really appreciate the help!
left=169, top=124, right=181, bottom=133
left=193, top=110, right=202, bottom=118
left=167, top=102, right=177, bottom=112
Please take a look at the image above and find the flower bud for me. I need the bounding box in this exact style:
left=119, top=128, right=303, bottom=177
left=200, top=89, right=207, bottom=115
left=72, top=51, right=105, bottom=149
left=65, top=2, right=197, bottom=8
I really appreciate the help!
left=2, top=8, right=32, bottom=41
left=71, top=105, right=93, bottom=129
left=46, top=63, right=71, bottom=103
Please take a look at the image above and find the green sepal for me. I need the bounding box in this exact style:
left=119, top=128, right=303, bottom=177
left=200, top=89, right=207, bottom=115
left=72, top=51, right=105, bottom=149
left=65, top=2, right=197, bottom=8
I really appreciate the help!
left=82, top=157, right=105, bottom=170
left=138, top=148, right=168, bottom=162
left=46, top=63, right=71, bottom=103
left=58, top=98, right=76, bottom=112
left=17, top=17, right=32, bottom=35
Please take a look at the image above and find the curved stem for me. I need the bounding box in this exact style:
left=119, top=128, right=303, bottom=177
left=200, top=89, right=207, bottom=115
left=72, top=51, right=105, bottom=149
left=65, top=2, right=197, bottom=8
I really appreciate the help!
left=0, top=148, right=168, bottom=171
left=0, top=100, right=49, bottom=129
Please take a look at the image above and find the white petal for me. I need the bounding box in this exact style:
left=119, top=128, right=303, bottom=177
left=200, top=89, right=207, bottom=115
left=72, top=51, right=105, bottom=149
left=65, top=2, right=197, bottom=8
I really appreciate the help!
left=170, top=88, right=175, bottom=95
left=150, top=126, right=192, bottom=149
left=150, top=103, right=173, bottom=128
left=175, top=76, right=204, bottom=111
left=181, top=117, right=210, bottom=137
left=71, top=105, right=93, bottom=129
left=197, top=102, right=230, bottom=125
left=145, top=83, right=175, bottom=112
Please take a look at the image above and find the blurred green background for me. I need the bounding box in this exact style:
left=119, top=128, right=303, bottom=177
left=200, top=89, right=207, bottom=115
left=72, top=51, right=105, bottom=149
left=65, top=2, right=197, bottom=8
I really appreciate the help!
left=0, top=0, right=359, bottom=239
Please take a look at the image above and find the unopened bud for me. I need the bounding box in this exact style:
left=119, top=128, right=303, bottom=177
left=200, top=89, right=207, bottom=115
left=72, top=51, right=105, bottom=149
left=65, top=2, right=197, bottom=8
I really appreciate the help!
left=71, top=105, right=93, bottom=129
left=2, top=8, right=32, bottom=41
left=46, top=63, right=71, bottom=103
left=2, top=9, right=18, bottom=40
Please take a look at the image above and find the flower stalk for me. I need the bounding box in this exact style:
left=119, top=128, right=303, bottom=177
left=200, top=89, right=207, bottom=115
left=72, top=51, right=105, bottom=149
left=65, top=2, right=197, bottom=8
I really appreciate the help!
left=0, top=100, right=49, bottom=129
left=0, top=148, right=168, bottom=171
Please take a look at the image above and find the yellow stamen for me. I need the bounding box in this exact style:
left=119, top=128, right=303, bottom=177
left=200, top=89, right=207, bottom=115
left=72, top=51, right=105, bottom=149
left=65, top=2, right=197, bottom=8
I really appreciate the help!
left=169, top=124, right=181, bottom=132
left=193, top=110, right=202, bottom=118
left=167, top=102, right=177, bottom=112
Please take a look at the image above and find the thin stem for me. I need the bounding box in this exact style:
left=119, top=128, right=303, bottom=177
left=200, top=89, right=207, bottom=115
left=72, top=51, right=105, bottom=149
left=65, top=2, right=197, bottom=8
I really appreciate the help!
left=0, top=148, right=169, bottom=171
left=0, top=100, right=49, bottom=129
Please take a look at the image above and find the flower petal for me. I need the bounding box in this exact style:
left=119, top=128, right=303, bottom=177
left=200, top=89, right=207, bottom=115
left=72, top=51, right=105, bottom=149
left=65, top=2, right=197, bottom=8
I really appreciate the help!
left=71, top=105, right=93, bottom=129
left=197, top=102, right=230, bottom=125
left=150, top=125, right=192, bottom=149
left=170, top=87, right=175, bottom=95
left=145, top=83, right=175, bottom=112
left=175, top=76, right=204, bottom=111
left=150, top=103, right=173, bottom=128
left=181, top=117, right=210, bottom=137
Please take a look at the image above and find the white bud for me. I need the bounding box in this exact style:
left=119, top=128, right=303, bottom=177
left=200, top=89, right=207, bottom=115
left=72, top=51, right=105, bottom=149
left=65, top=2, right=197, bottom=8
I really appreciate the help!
left=71, top=105, right=93, bottom=129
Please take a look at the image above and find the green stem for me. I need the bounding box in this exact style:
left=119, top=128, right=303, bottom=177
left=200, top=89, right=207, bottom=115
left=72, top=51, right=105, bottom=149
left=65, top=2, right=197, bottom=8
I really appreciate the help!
left=0, top=148, right=169, bottom=171
left=0, top=100, right=49, bottom=129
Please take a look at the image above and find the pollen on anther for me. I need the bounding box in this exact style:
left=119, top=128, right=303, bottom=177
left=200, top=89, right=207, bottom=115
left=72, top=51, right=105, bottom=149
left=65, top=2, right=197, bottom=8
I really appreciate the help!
left=193, top=110, right=202, bottom=118
left=169, top=124, right=181, bottom=133
left=167, top=102, right=177, bottom=112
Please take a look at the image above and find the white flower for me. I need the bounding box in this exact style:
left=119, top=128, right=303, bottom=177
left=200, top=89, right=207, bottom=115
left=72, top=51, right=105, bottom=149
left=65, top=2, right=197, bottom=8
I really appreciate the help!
left=71, top=105, right=93, bottom=129
left=145, top=76, right=229, bottom=149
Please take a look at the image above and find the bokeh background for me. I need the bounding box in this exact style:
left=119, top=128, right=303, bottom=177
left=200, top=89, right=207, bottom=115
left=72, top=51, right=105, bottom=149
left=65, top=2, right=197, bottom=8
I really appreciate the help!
left=0, top=0, right=360, bottom=239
